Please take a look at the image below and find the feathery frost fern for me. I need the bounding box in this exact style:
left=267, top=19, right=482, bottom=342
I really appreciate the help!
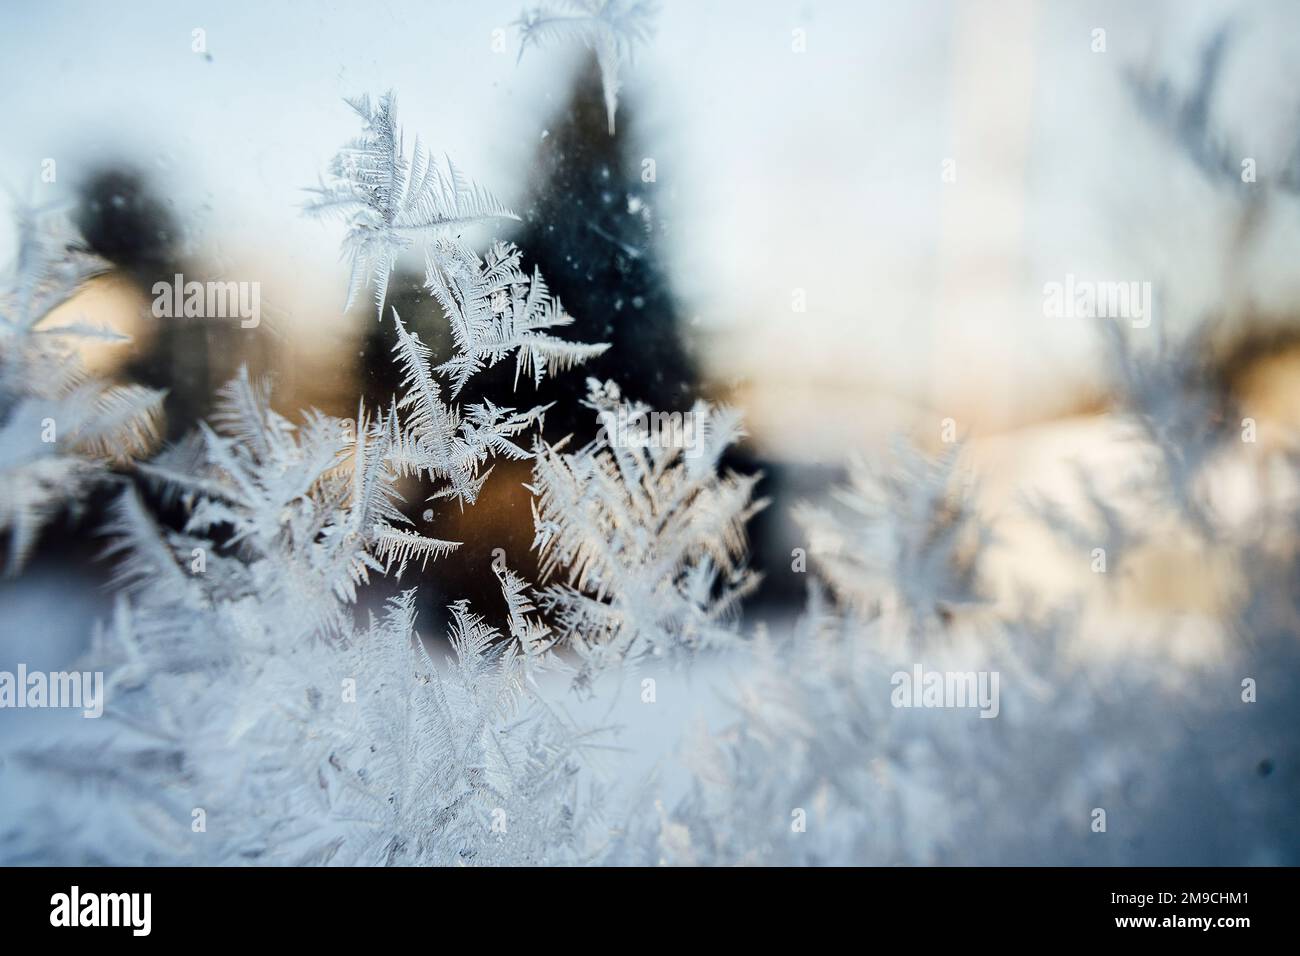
left=795, top=439, right=989, bottom=640
left=306, top=91, right=518, bottom=320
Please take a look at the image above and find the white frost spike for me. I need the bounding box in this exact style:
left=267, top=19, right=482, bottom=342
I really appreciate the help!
left=516, top=0, right=658, bottom=134
left=373, top=526, right=460, bottom=577
left=388, top=309, right=484, bottom=504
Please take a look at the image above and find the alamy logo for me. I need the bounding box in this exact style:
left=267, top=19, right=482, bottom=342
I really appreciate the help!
left=1042, top=274, right=1152, bottom=328
left=890, top=665, right=1000, bottom=718
left=152, top=274, right=261, bottom=328
left=596, top=406, right=704, bottom=458
left=0, top=665, right=103, bottom=718
left=50, top=886, right=151, bottom=936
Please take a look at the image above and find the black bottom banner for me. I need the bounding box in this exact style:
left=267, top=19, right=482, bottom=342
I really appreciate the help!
left=0, top=866, right=1288, bottom=942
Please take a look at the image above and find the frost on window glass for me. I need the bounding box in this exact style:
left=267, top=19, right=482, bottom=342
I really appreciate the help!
left=1, top=1, right=1299, bottom=867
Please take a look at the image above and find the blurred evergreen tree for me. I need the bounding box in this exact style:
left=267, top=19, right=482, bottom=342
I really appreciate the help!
left=499, top=53, right=698, bottom=439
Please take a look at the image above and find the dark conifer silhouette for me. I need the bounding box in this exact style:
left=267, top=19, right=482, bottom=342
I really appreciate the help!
left=500, top=53, right=698, bottom=439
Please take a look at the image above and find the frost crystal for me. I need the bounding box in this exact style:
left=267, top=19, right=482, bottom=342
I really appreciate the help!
left=306, top=91, right=518, bottom=319
left=528, top=378, right=766, bottom=680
